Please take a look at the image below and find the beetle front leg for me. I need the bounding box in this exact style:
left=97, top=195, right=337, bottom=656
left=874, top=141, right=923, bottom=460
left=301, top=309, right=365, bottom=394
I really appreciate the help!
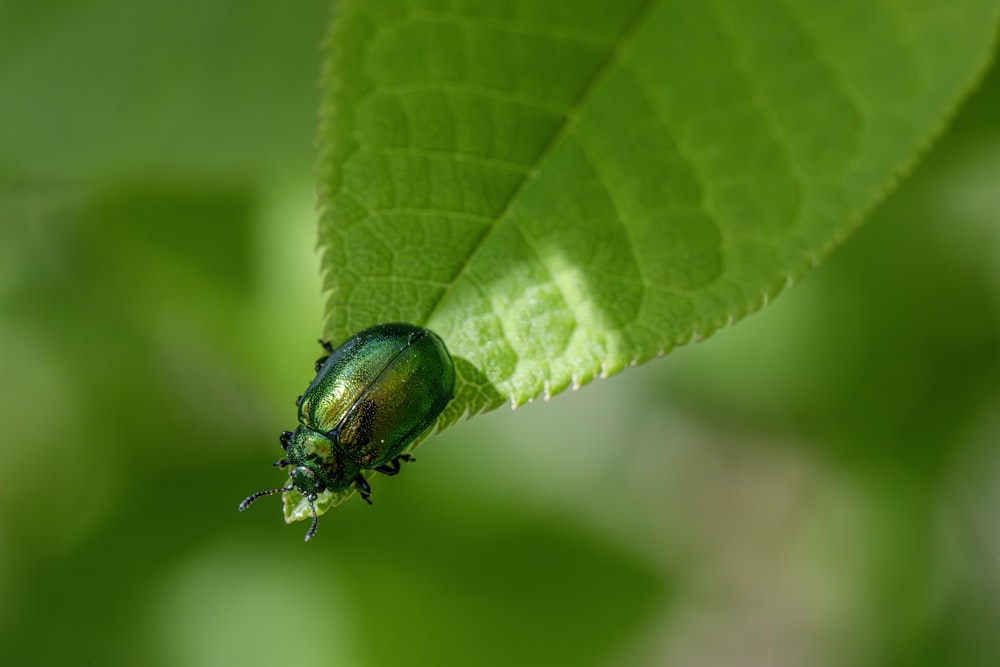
left=318, top=339, right=333, bottom=353
left=272, top=459, right=290, bottom=468
left=374, top=453, right=415, bottom=477
left=354, top=474, right=373, bottom=504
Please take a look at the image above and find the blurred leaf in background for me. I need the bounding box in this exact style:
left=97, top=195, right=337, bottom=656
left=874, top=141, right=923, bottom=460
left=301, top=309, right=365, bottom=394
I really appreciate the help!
left=1, top=2, right=999, bottom=667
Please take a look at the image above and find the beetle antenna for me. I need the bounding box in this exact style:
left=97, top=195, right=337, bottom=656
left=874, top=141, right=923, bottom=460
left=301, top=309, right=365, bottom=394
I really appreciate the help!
left=239, top=484, right=294, bottom=511
left=304, top=495, right=319, bottom=542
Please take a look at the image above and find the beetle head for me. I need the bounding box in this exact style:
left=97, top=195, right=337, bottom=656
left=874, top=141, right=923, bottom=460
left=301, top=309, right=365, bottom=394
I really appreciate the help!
left=238, top=428, right=327, bottom=541
left=289, top=465, right=324, bottom=496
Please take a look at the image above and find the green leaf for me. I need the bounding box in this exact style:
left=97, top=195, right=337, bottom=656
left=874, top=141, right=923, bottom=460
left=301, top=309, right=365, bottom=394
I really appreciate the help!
left=282, top=467, right=383, bottom=523
left=317, top=1, right=998, bottom=420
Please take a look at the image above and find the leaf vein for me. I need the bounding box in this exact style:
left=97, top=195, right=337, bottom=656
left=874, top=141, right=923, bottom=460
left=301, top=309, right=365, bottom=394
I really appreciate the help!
left=364, top=145, right=533, bottom=174
left=407, top=8, right=621, bottom=49
left=575, top=139, right=651, bottom=294
left=421, top=0, right=662, bottom=326
left=705, top=0, right=805, bottom=230
left=775, top=0, right=867, bottom=173
left=374, top=81, right=573, bottom=116
left=372, top=208, right=494, bottom=224
left=622, top=68, right=730, bottom=277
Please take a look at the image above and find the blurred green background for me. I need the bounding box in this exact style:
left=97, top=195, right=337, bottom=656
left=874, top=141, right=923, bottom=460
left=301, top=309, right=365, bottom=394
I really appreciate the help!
left=2, top=3, right=1000, bottom=665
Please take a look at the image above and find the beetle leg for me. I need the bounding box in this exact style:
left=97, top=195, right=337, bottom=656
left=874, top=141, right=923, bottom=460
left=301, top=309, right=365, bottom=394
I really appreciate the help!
left=354, top=475, right=373, bottom=504
left=279, top=431, right=292, bottom=450
left=374, top=453, right=415, bottom=477
left=318, top=338, right=334, bottom=353
left=373, top=462, right=397, bottom=476
left=304, top=493, right=319, bottom=542
left=272, top=459, right=290, bottom=468
left=314, top=356, right=328, bottom=373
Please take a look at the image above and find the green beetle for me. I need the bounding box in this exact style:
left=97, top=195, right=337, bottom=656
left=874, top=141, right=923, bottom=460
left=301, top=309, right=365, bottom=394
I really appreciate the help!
left=240, top=323, right=455, bottom=540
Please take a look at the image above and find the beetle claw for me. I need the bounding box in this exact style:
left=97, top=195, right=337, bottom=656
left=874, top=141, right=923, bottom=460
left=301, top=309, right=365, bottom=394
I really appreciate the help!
left=314, top=356, right=328, bottom=373
left=354, top=474, right=373, bottom=504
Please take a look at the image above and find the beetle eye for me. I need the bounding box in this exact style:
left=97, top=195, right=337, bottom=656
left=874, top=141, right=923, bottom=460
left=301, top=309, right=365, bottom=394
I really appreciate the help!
left=315, top=482, right=326, bottom=493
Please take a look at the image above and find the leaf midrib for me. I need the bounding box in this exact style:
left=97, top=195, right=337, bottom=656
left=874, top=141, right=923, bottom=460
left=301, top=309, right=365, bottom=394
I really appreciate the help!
left=420, top=0, right=661, bottom=326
